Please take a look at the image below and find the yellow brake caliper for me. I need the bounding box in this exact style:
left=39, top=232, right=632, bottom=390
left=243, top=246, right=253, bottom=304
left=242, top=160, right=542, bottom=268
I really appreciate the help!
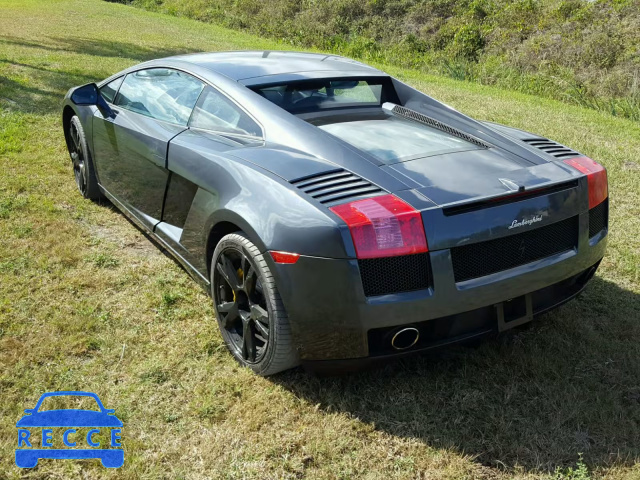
left=233, top=268, right=244, bottom=302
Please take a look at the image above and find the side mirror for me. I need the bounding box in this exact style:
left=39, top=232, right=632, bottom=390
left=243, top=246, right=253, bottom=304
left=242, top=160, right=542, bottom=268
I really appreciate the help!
left=71, top=83, right=114, bottom=117
left=70, top=83, right=100, bottom=105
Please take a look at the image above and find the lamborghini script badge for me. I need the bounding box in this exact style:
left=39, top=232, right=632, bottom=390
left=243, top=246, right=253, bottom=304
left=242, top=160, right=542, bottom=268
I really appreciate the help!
left=508, top=215, right=543, bottom=230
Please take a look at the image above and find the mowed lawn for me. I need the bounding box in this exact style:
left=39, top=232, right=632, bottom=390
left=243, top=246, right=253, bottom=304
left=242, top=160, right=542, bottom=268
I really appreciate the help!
left=0, top=0, right=639, bottom=479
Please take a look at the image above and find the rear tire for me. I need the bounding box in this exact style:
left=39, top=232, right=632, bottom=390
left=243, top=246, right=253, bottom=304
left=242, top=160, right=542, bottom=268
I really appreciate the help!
left=211, top=232, right=299, bottom=376
left=67, top=115, right=102, bottom=200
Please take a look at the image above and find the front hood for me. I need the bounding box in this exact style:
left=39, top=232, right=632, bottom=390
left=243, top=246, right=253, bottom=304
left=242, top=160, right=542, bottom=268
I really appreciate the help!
left=386, top=149, right=577, bottom=206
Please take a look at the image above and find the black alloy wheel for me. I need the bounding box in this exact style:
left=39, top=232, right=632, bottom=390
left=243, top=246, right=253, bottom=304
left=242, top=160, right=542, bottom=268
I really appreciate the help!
left=67, top=116, right=102, bottom=200
left=211, top=232, right=298, bottom=375
left=69, top=120, right=88, bottom=195
left=215, top=247, right=270, bottom=363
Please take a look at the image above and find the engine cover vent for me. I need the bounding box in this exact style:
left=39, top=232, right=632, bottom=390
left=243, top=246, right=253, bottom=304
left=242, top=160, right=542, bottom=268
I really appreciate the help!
left=387, top=104, right=491, bottom=149
left=522, top=138, right=580, bottom=159
left=290, top=169, right=385, bottom=206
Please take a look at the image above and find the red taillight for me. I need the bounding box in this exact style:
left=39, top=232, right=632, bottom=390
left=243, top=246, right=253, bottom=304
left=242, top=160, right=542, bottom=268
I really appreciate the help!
left=329, top=194, right=428, bottom=259
left=563, top=156, right=608, bottom=209
left=270, top=251, right=300, bottom=264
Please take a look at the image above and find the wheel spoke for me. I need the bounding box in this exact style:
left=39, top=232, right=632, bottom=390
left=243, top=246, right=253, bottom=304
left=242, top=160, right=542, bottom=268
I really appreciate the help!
left=250, top=305, right=269, bottom=340
left=218, top=301, right=235, bottom=313
left=217, top=254, right=239, bottom=290
left=253, top=318, right=269, bottom=340
left=243, top=265, right=255, bottom=293
left=240, top=312, right=256, bottom=361
left=218, top=301, right=239, bottom=328
left=240, top=255, right=248, bottom=278
left=250, top=304, right=268, bottom=323
left=71, top=128, right=81, bottom=151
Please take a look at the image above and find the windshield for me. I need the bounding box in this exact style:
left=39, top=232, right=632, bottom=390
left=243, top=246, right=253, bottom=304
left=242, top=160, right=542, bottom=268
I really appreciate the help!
left=251, top=77, right=397, bottom=113
left=37, top=395, right=101, bottom=412
left=312, top=112, right=480, bottom=164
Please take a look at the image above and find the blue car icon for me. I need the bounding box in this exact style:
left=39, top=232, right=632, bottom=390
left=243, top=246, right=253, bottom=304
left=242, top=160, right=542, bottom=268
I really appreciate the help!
left=16, top=391, right=123, bottom=468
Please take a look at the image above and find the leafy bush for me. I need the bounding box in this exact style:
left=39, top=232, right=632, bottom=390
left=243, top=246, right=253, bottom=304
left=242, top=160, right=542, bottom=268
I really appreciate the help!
left=453, top=25, right=485, bottom=60
left=129, top=0, right=640, bottom=121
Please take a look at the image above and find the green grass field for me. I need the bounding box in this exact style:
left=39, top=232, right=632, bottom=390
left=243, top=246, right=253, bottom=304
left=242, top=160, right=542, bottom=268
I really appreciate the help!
left=0, top=1, right=639, bottom=478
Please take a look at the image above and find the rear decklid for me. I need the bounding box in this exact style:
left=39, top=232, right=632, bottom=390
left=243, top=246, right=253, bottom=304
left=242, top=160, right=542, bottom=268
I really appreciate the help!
left=388, top=150, right=578, bottom=206
left=311, top=105, right=580, bottom=207
left=313, top=104, right=589, bottom=279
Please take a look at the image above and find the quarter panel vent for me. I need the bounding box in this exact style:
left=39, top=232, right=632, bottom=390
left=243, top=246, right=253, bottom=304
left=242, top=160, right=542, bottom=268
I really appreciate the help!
left=522, top=138, right=580, bottom=159
left=290, top=169, right=384, bottom=206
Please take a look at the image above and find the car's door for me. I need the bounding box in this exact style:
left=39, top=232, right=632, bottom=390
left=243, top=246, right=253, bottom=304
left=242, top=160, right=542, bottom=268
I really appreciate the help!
left=92, top=68, right=204, bottom=229
left=158, top=85, right=264, bottom=276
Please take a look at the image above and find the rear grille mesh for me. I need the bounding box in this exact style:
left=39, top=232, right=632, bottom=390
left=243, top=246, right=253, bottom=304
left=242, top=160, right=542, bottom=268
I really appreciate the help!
left=451, top=216, right=579, bottom=282
left=522, top=137, right=580, bottom=159
left=290, top=169, right=384, bottom=206
left=391, top=105, right=491, bottom=149
left=359, top=253, right=431, bottom=297
left=589, top=199, right=608, bottom=238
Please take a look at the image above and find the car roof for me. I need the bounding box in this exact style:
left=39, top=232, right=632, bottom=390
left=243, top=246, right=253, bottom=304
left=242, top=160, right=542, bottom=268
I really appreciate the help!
left=167, top=50, right=384, bottom=85
left=33, top=391, right=104, bottom=408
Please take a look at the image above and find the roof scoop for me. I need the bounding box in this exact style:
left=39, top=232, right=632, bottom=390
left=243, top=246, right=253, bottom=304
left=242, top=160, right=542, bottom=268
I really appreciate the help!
left=499, top=178, right=525, bottom=192
left=382, top=103, right=491, bottom=149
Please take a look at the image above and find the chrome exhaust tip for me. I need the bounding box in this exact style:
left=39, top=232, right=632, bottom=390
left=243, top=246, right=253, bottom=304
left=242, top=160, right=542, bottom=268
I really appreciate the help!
left=391, top=327, right=420, bottom=351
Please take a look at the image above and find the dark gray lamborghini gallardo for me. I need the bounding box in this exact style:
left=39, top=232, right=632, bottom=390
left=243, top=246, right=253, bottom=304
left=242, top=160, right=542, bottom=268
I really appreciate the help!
left=62, top=51, right=608, bottom=375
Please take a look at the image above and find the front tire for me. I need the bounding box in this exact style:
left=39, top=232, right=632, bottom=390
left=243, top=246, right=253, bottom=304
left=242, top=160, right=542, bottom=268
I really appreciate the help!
left=67, top=115, right=102, bottom=199
left=211, top=232, right=299, bottom=376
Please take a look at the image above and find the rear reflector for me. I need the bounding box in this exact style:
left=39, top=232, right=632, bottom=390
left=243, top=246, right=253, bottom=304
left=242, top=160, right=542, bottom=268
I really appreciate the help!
left=330, top=194, right=428, bottom=259
left=270, top=251, right=300, bottom=264
left=563, top=156, right=608, bottom=208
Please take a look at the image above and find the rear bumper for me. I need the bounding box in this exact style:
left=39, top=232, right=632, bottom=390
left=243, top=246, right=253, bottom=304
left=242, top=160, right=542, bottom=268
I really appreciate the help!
left=302, top=260, right=599, bottom=374
left=269, top=211, right=607, bottom=363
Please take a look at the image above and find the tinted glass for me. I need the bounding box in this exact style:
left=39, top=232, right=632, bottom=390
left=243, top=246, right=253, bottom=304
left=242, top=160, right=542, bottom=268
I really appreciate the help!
left=252, top=78, right=396, bottom=114
left=115, top=68, right=204, bottom=125
left=315, top=113, right=477, bottom=164
left=190, top=86, right=261, bottom=137
left=100, top=76, right=123, bottom=103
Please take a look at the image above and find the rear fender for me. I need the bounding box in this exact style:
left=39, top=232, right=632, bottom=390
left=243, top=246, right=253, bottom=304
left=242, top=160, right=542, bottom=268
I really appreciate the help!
left=168, top=131, right=349, bottom=276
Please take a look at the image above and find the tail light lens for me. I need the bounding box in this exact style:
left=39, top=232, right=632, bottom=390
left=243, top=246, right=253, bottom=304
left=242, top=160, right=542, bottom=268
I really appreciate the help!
left=330, top=194, right=428, bottom=259
left=563, top=156, right=608, bottom=209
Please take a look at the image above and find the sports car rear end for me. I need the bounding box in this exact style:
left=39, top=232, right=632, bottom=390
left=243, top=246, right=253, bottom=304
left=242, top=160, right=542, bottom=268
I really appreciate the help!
left=262, top=99, right=608, bottom=370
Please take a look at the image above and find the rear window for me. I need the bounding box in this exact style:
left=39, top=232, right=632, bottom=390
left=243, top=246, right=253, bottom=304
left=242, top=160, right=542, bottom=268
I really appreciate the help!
left=312, top=112, right=479, bottom=164
left=252, top=77, right=397, bottom=114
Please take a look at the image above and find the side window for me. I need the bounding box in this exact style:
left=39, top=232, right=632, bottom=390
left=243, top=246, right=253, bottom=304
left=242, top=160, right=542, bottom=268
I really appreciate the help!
left=115, top=68, right=204, bottom=126
left=99, top=76, right=123, bottom=104
left=190, top=86, right=261, bottom=137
